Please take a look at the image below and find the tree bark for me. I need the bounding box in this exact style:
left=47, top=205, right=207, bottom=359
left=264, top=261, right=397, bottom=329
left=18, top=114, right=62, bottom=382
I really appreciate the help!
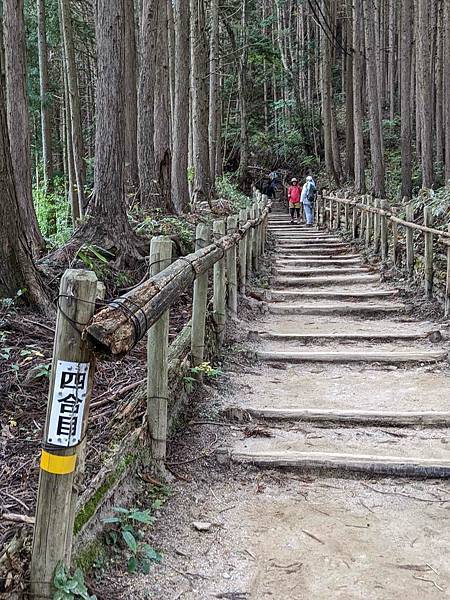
left=0, top=79, right=47, bottom=306
left=400, top=0, right=413, bottom=198
left=209, top=0, right=220, bottom=185
left=77, top=0, right=141, bottom=262
left=237, top=0, right=249, bottom=190
left=363, top=0, right=385, bottom=196
left=171, top=0, right=190, bottom=213
left=153, top=0, right=173, bottom=211
left=353, top=0, right=366, bottom=193
left=443, top=0, right=450, bottom=181
left=190, top=0, right=211, bottom=204
left=344, top=0, right=355, bottom=180
left=137, top=0, right=157, bottom=206
left=124, top=0, right=139, bottom=194
left=37, top=0, right=53, bottom=191
left=417, top=0, right=434, bottom=188
left=3, top=0, right=45, bottom=256
left=60, top=0, right=86, bottom=215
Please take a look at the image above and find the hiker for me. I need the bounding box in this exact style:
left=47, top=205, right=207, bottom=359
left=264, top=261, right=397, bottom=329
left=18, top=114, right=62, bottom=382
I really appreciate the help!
left=267, top=170, right=278, bottom=199
left=287, top=177, right=302, bottom=224
left=301, top=175, right=316, bottom=226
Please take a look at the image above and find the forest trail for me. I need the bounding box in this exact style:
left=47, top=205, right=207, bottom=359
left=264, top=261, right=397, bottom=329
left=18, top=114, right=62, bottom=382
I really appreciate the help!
left=116, top=209, right=450, bottom=599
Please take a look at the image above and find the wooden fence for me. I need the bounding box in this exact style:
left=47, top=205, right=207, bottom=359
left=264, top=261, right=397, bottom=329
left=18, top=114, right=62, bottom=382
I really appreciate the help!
left=29, top=192, right=269, bottom=599
left=316, top=191, right=450, bottom=315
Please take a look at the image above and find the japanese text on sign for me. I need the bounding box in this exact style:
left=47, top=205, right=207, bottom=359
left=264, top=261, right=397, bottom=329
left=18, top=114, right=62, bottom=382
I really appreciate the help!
left=47, top=360, right=90, bottom=447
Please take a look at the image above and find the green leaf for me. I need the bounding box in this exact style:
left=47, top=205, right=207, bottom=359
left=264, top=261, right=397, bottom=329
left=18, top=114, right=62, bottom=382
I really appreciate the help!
left=53, top=562, right=68, bottom=589
left=130, top=510, right=154, bottom=524
left=127, top=556, right=138, bottom=573
left=140, top=559, right=151, bottom=574
left=102, top=517, right=121, bottom=524
left=122, top=530, right=137, bottom=554
left=113, top=506, right=131, bottom=515
left=53, top=592, right=71, bottom=600
left=143, top=544, right=162, bottom=563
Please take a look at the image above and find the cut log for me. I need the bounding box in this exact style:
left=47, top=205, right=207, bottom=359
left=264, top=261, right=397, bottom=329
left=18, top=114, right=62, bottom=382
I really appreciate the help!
left=245, top=407, right=450, bottom=427
left=85, top=207, right=269, bottom=356
left=257, top=350, right=447, bottom=363
left=224, top=449, right=450, bottom=478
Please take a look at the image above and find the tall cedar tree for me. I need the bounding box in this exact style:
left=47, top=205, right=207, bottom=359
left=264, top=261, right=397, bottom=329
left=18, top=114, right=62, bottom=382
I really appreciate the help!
left=0, top=81, right=48, bottom=306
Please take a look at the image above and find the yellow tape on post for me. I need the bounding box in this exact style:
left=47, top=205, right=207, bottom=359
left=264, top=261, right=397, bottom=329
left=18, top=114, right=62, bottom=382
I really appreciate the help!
left=40, top=450, right=77, bottom=475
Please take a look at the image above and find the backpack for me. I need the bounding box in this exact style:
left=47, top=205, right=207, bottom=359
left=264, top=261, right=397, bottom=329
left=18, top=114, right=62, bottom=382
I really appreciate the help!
left=307, top=182, right=316, bottom=202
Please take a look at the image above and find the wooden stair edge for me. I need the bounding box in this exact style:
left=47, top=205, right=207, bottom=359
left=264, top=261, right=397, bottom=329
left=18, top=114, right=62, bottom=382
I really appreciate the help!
left=257, top=351, right=448, bottom=363
left=218, top=449, right=450, bottom=478
left=245, top=407, right=450, bottom=426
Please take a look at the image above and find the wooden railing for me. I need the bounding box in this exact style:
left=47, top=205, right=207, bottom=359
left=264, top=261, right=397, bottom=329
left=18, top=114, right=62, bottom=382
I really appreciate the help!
left=315, top=191, right=450, bottom=316
left=29, top=191, right=269, bottom=599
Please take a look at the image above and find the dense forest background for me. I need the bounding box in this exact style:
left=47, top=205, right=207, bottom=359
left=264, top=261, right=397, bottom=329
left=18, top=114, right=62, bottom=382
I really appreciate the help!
left=0, top=0, right=449, bottom=305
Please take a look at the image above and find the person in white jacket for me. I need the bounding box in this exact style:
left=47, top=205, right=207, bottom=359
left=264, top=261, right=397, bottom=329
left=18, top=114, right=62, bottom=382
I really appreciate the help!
left=301, top=175, right=316, bottom=226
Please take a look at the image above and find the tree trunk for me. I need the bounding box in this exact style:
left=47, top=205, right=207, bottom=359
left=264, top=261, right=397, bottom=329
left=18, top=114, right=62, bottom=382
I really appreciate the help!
left=388, top=0, right=396, bottom=121
left=153, top=0, right=173, bottom=211
left=363, top=0, right=385, bottom=196
left=400, top=0, right=413, bottom=198
left=137, top=0, right=156, bottom=206
left=353, top=0, right=366, bottom=193
left=190, top=0, right=210, bottom=204
left=78, top=0, right=141, bottom=262
left=237, top=0, right=249, bottom=189
left=417, top=0, right=434, bottom=188
left=171, top=0, right=190, bottom=213
left=344, top=0, right=355, bottom=180
left=209, top=0, right=220, bottom=185
left=60, top=0, right=86, bottom=215
left=443, top=0, right=450, bottom=181
left=3, top=0, right=45, bottom=256
left=37, top=0, right=53, bottom=191
left=124, top=0, right=139, bottom=194
left=0, top=79, right=47, bottom=306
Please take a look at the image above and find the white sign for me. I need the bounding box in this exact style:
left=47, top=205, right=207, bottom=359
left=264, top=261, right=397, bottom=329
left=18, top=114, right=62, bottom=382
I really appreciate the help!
left=47, top=360, right=90, bottom=447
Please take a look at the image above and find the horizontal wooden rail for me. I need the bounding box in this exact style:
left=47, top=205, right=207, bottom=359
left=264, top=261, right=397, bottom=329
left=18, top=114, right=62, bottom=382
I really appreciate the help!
left=84, top=205, right=270, bottom=356
left=323, top=194, right=450, bottom=242
left=318, top=191, right=450, bottom=313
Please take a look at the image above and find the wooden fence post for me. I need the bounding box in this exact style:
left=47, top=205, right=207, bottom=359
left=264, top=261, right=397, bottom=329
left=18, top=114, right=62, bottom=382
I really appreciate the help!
left=238, top=209, right=248, bottom=293
left=359, top=196, right=366, bottom=237
left=445, top=225, right=450, bottom=317
left=365, top=196, right=372, bottom=249
left=191, top=223, right=211, bottom=367
left=373, top=199, right=380, bottom=254
left=406, top=204, right=415, bottom=277
left=344, top=198, right=349, bottom=231
left=423, top=206, right=434, bottom=299
left=392, top=208, right=399, bottom=267
left=380, top=199, right=389, bottom=263
left=226, top=215, right=238, bottom=315
left=246, top=207, right=254, bottom=276
left=147, top=236, right=173, bottom=466
left=252, top=205, right=260, bottom=270
left=213, top=219, right=227, bottom=345
left=30, top=270, right=98, bottom=599
left=352, top=202, right=358, bottom=239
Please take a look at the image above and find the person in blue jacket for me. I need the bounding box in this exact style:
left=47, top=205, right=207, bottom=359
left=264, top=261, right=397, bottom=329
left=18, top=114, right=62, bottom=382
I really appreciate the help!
left=301, top=175, right=316, bottom=226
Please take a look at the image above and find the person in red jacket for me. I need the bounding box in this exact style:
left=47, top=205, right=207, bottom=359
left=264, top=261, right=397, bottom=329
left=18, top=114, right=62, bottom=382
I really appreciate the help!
left=288, top=178, right=302, bottom=224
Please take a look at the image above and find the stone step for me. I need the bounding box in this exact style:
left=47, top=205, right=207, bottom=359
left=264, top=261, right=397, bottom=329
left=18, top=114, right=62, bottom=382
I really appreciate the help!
left=274, top=274, right=380, bottom=287
left=256, top=330, right=440, bottom=342
left=257, top=350, right=447, bottom=363
left=268, top=302, right=408, bottom=316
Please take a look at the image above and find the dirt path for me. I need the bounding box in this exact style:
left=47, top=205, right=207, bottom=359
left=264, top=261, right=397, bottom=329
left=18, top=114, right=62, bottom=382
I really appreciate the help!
left=107, top=212, right=450, bottom=599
